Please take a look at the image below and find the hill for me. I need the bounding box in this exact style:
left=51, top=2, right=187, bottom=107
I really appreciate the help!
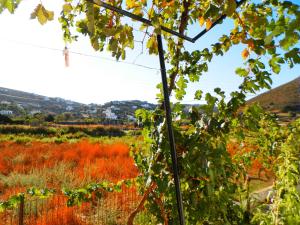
left=0, top=87, right=85, bottom=115
left=247, top=77, right=300, bottom=114
left=0, top=87, right=155, bottom=122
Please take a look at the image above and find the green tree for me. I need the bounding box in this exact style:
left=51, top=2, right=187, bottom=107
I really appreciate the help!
left=45, top=114, right=55, bottom=123
left=0, top=114, right=12, bottom=124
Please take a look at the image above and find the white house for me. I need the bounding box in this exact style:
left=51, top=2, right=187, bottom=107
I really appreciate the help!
left=29, top=103, right=40, bottom=108
left=127, top=115, right=136, bottom=122
left=66, top=106, right=74, bottom=111
left=17, top=104, right=24, bottom=109
left=103, top=108, right=118, bottom=120
left=88, top=109, right=97, bottom=114
left=141, top=103, right=150, bottom=108
left=0, top=101, right=11, bottom=105
left=30, top=110, right=41, bottom=115
left=0, top=110, right=13, bottom=115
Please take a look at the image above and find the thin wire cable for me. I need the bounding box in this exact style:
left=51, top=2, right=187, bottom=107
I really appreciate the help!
left=0, top=37, right=160, bottom=71
left=0, top=39, right=263, bottom=100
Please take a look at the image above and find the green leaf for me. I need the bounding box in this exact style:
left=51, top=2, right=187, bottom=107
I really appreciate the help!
left=114, top=184, right=122, bottom=192
left=63, top=3, right=73, bottom=14
left=269, top=56, right=282, bottom=74
left=204, top=3, right=219, bottom=20
left=175, top=76, right=187, bottom=100
left=264, top=34, right=273, bottom=45
left=194, top=90, right=203, bottom=100
left=86, top=2, right=95, bottom=34
left=235, top=68, right=249, bottom=77
left=285, top=48, right=300, bottom=67
left=224, top=0, right=236, bottom=17
left=0, top=0, right=20, bottom=14
left=5, top=0, right=15, bottom=13
left=279, top=32, right=300, bottom=50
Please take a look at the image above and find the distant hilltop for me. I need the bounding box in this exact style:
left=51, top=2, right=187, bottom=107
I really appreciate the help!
left=0, top=86, right=155, bottom=122
left=1, top=76, right=299, bottom=123
left=246, top=76, right=300, bottom=113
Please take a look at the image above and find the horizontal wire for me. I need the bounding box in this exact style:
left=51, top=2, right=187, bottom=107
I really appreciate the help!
left=0, top=38, right=262, bottom=100
left=0, top=37, right=161, bottom=72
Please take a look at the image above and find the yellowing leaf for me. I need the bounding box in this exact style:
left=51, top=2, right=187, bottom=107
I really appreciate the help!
left=162, top=0, right=174, bottom=8
left=37, top=6, right=47, bottom=25
left=206, top=19, right=213, bottom=30
left=241, top=48, right=249, bottom=60
left=147, top=35, right=158, bottom=55
left=30, top=4, right=54, bottom=25
left=126, top=0, right=139, bottom=9
left=247, top=40, right=255, bottom=50
left=63, top=3, right=73, bottom=14
left=198, top=17, right=205, bottom=27
left=86, top=2, right=95, bottom=34
left=5, top=0, right=15, bottom=13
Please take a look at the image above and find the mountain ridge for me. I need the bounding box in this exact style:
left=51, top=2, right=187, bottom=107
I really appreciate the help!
left=1, top=76, right=299, bottom=122
left=246, top=76, right=300, bottom=113
left=0, top=86, right=156, bottom=121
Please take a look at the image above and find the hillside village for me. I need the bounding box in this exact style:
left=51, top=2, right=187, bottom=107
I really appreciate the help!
left=1, top=77, right=299, bottom=124
left=0, top=87, right=155, bottom=124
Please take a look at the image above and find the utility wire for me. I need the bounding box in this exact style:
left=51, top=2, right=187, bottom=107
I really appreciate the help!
left=0, top=38, right=262, bottom=99
left=0, top=37, right=161, bottom=72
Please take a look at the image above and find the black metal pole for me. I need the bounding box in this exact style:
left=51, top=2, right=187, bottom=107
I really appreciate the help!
left=157, top=34, right=185, bottom=225
left=91, top=0, right=194, bottom=42
left=87, top=1, right=247, bottom=224
left=90, top=0, right=247, bottom=43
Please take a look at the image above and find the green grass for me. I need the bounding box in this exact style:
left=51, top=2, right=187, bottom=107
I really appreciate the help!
left=0, top=125, right=126, bottom=138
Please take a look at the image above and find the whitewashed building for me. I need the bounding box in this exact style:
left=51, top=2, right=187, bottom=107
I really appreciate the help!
left=127, top=115, right=136, bottom=122
left=30, top=110, right=41, bottom=115
left=0, top=101, right=11, bottom=105
left=103, top=108, right=118, bottom=120
left=0, top=110, right=13, bottom=115
left=66, top=106, right=74, bottom=111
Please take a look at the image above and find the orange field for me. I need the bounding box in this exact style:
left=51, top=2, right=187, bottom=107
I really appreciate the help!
left=0, top=140, right=139, bottom=198
left=0, top=139, right=142, bottom=225
left=227, top=141, right=274, bottom=179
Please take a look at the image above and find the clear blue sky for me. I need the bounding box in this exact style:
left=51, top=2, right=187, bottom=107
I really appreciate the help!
left=0, top=1, right=299, bottom=104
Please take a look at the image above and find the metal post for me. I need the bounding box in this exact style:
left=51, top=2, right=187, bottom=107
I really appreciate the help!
left=157, top=34, right=185, bottom=225
left=86, top=1, right=247, bottom=224
left=18, top=197, right=24, bottom=225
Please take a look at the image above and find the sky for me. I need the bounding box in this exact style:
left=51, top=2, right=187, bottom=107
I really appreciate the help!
left=0, top=0, right=299, bottom=105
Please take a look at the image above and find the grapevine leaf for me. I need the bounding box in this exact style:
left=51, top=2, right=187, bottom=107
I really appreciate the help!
left=224, top=0, right=237, bottom=17
left=241, top=48, right=249, bottom=60
left=235, top=68, right=249, bottom=77
left=194, top=90, right=203, bottom=100
left=198, top=16, right=205, bottom=26
left=63, top=3, right=73, bottom=14
left=30, top=4, right=54, bottom=25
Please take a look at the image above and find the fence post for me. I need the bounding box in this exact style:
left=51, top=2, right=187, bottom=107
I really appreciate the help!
left=19, top=197, right=24, bottom=225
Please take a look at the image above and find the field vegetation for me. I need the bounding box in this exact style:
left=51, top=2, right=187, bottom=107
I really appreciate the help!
left=0, top=129, right=146, bottom=224
left=0, top=135, right=141, bottom=196
left=0, top=117, right=299, bottom=224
